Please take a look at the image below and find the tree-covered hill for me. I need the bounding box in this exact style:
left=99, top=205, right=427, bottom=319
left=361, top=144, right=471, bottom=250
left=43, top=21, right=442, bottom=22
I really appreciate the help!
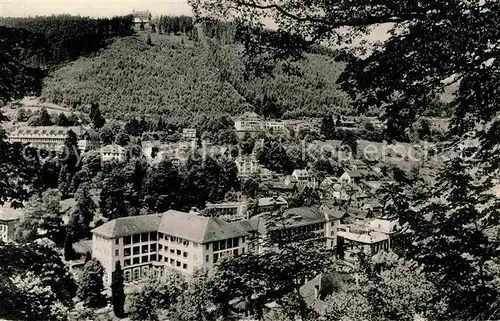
left=41, top=30, right=350, bottom=120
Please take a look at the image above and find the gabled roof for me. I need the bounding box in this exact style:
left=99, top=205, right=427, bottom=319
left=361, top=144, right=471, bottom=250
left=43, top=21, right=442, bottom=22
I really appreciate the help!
left=266, top=207, right=325, bottom=230
left=258, top=196, right=287, bottom=207
left=158, top=210, right=249, bottom=243
left=92, top=210, right=250, bottom=243
left=101, top=144, right=126, bottom=153
left=0, top=205, right=24, bottom=221
left=343, top=170, right=363, bottom=178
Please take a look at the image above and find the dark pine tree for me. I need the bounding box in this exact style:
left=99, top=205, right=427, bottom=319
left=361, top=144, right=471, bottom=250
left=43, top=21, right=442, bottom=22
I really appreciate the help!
left=111, top=261, right=126, bottom=317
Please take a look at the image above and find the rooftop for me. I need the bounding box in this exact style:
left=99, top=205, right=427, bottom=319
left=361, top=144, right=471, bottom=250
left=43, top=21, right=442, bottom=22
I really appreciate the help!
left=258, top=196, right=287, bottom=207
left=0, top=205, right=24, bottom=221
left=92, top=210, right=250, bottom=243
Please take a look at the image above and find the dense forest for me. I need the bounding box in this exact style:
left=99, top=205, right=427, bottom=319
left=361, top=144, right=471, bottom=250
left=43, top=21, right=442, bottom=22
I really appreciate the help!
left=0, top=15, right=134, bottom=66
left=40, top=29, right=350, bottom=120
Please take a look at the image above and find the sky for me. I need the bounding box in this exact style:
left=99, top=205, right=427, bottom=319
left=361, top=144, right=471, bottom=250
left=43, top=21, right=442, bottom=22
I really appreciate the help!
left=0, top=0, right=193, bottom=17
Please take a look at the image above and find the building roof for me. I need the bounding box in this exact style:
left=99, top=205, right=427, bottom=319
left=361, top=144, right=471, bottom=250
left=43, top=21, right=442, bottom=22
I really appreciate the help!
left=158, top=210, right=249, bottom=243
left=344, top=170, right=363, bottom=178
left=91, top=214, right=162, bottom=238
left=10, top=125, right=98, bottom=139
left=133, top=10, right=151, bottom=20
left=0, top=205, right=24, bottom=221
left=92, top=210, right=250, bottom=243
left=266, top=207, right=325, bottom=230
left=73, top=240, right=92, bottom=254
left=100, top=144, right=126, bottom=153
left=258, top=196, right=288, bottom=207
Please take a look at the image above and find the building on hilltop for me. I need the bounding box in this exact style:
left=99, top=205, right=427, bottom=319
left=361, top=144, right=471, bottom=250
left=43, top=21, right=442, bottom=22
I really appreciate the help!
left=181, top=128, right=197, bottom=142
left=8, top=126, right=100, bottom=152
left=0, top=205, right=24, bottom=243
left=234, top=112, right=285, bottom=137
left=132, top=10, right=152, bottom=29
left=91, top=210, right=250, bottom=284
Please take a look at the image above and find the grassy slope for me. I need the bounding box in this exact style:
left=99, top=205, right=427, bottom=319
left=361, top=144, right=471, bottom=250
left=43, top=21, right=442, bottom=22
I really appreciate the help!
left=41, top=32, right=349, bottom=120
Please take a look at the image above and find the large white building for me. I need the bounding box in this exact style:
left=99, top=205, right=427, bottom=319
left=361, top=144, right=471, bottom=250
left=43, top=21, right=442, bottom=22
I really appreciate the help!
left=91, top=206, right=344, bottom=284
left=100, top=144, right=127, bottom=162
left=91, top=210, right=251, bottom=284
left=8, top=126, right=99, bottom=152
left=234, top=112, right=285, bottom=134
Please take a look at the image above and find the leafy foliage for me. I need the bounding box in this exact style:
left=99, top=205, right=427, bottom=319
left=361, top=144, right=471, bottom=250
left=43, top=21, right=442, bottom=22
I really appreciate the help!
left=77, top=258, right=106, bottom=308
left=0, top=242, right=77, bottom=321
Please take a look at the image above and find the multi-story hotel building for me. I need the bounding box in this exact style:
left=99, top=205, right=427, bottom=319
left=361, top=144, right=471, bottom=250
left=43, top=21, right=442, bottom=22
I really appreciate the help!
left=234, top=112, right=285, bottom=135
left=91, top=210, right=251, bottom=284
left=8, top=126, right=100, bottom=152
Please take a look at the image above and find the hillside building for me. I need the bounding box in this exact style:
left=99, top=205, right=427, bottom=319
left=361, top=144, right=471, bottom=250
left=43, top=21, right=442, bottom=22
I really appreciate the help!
left=0, top=205, right=24, bottom=243
left=91, top=210, right=251, bottom=284
left=100, top=144, right=127, bottom=162
left=132, top=10, right=152, bottom=29
left=234, top=112, right=285, bottom=135
left=181, top=128, right=197, bottom=142
left=8, top=126, right=99, bottom=152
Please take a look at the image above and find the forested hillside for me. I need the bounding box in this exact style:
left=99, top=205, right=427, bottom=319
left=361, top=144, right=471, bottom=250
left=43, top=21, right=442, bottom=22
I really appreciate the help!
left=41, top=26, right=350, bottom=120
left=0, top=15, right=134, bottom=66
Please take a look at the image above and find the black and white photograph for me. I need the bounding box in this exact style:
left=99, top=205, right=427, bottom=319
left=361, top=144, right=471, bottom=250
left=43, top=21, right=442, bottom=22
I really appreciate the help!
left=1, top=0, right=500, bottom=320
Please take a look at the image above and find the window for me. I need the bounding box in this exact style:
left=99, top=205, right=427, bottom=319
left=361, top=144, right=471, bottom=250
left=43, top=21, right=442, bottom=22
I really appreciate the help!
left=150, top=232, right=157, bottom=241
left=141, top=233, right=149, bottom=242
left=142, top=245, right=149, bottom=253
left=115, top=238, right=120, bottom=245
left=124, top=248, right=131, bottom=257
left=213, top=242, right=219, bottom=251
left=176, top=249, right=181, bottom=256
left=220, top=240, right=226, bottom=250
left=213, top=253, right=219, bottom=263
left=158, top=254, right=163, bottom=261
left=133, top=246, right=140, bottom=255
left=176, top=261, right=181, bottom=267
left=158, top=244, right=163, bottom=250
left=227, top=238, right=233, bottom=248
left=233, top=237, right=239, bottom=247
left=133, top=257, right=140, bottom=265
left=170, top=236, right=175, bottom=242
left=183, top=263, right=187, bottom=269
left=124, top=259, right=131, bottom=267
left=124, top=236, right=132, bottom=245
left=242, top=248, right=245, bottom=254
left=133, top=234, right=140, bottom=243
left=158, top=232, right=164, bottom=239
left=115, top=249, right=119, bottom=256
left=170, top=248, right=175, bottom=254
left=142, top=255, right=149, bottom=263
left=150, top=254, right=157, bottom=261
left=205, top=255, right=209, bottom=262
left=233, top=249, right=239, bottom=256
left=150, top=244, right=157, bottom=251
left=205, top=243, right=210, bottom=250
left=170, top=259, right=174, bottom=265
left=133, top=269, right=140, bottom=280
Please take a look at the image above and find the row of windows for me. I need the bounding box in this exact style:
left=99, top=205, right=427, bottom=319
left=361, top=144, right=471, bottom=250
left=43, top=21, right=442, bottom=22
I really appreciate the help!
left=213, top=248, right=244, bottom=263
left=122, top=244, right=157, bottom=257
left=212, top=237, right=241, bottom=252
left=0, top=224, right=8, bottom=232
left=124, top=254, right=158, bottom=266
left=123, top=232, right=158, bottom=245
